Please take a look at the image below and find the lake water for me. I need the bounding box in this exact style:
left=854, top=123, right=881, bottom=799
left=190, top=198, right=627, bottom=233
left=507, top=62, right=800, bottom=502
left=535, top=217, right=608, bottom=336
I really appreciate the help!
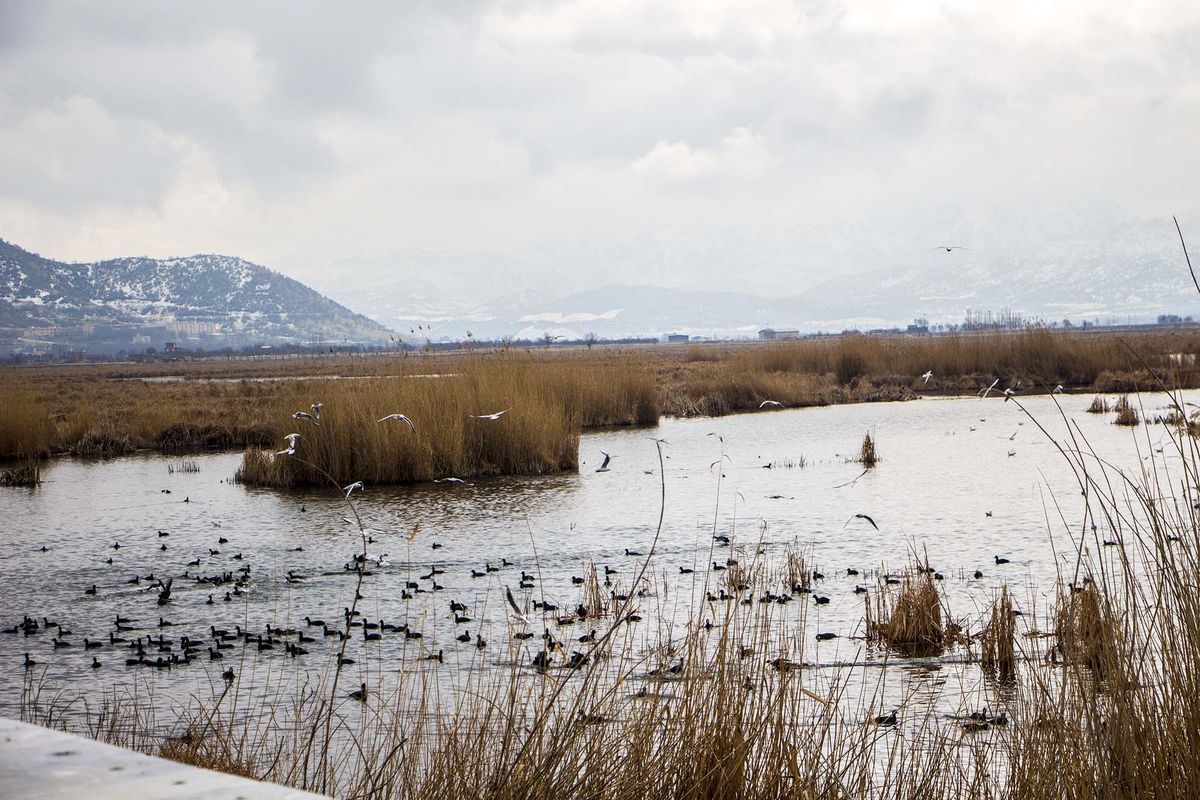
left=0, top=392, right=1184, bottom=730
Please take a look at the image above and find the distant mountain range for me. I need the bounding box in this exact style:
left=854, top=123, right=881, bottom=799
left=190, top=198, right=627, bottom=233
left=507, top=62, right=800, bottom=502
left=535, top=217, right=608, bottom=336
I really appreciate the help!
left=325, top=246, right=1200, bottom=343
left=0, top=238, right=389, bottom=353
left=318, top=207, right=1200, bottom=341
left=5, top=203, right=1198, bottom=355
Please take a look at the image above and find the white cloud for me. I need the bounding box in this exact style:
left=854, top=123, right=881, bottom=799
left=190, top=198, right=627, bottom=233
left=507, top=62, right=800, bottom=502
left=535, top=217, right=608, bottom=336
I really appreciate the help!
left=0, top=0, right=1197, bottom=303
left=632, top=127, right=767, bottom=180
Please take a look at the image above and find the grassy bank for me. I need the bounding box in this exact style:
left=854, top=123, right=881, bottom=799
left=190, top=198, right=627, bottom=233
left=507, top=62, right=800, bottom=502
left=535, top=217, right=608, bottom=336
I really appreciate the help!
left=3, top=328, right=1198, bottom=474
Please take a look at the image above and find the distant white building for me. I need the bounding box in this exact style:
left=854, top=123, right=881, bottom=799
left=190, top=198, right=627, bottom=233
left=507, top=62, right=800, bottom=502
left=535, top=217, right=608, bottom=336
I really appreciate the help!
left=665, top=333, right=690, bottom=343
left=758, top=328, right=800, bottom=340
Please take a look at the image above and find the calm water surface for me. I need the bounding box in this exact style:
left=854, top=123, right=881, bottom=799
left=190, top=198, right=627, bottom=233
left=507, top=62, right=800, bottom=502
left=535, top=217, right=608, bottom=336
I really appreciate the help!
left=0, top=392, right=1184, bottom=726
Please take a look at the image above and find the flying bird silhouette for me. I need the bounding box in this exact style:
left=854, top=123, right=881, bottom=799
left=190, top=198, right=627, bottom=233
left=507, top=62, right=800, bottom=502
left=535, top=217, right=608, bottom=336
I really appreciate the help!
left=471, top=409, right=510, bottom=420
left=845, top=513, right=879, bottom=531
left=931, top=246, right=969, bottom=252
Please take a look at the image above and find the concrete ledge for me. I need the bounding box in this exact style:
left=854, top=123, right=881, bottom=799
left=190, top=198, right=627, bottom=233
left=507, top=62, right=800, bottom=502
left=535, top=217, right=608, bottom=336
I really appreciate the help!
left=0, top=717, right=327, bottom=799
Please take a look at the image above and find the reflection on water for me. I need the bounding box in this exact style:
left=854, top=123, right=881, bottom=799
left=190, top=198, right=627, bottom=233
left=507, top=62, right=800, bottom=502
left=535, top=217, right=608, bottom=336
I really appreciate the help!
left=0, top=392, right=1185, bottom=725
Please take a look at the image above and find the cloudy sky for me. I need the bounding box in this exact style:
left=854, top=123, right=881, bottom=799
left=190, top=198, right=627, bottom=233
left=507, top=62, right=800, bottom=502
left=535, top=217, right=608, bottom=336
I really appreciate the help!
left=1, top=0, right=1198, bottom=306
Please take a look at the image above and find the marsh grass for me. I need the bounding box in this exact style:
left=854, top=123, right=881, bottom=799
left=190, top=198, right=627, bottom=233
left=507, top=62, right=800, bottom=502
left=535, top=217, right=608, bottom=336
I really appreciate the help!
left=235, top=366, right=582, bottom=487
left=11, top=327, right=1200, bottom=460
left=0, top=355, right=653, bottom=464
left=868, top=571, right=947, bottom=657
left=1112, top=395, right=1140, bottom=426
left=0, top=386, right=51, bottom=458
left=981, top=586, right=1017, bottom=683
left=0, top=456, right=41, bottom=486
left=858, top=432, right=878, bottom=468
left=582, top=563, right=608, bottom=618
left=1054, top=585, right=1121, bottom=677
left=1086, top=395, right=1110, bottom=413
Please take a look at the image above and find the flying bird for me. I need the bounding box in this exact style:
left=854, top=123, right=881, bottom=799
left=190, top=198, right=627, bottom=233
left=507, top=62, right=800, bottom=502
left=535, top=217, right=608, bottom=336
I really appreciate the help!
left=979, top=379, right=1000, bottom=399
left=845, top=513, right=879, bottom=531
left=292, top=411, right=320, bottom=426
left=310, top=402, right=323, bottom=419
left=931, top=246, right=969, bottom=252
left=596, top=451, right=615, bottom=472
left=471, top=409, right=510, bottom=420
left=343, top=481, right=364, bottom=498
left=505, top=586, right=530, bottom=624
left=1053, top=384, right=1065, bottom=394
left=759, top=400, right=783, bottom=409
left=921, top=370, right=933, bottom=385
left=433, top=477, right=468, bottom=484
left=377, top=413, right=416, bottom=431
left=275, top=432, right=302, bottom=456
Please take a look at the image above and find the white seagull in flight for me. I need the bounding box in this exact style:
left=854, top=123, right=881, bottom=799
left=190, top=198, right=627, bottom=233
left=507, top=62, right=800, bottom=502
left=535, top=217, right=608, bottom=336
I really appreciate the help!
left=275, top=432, right=302, bottom=455
left=505, top=586, right=531, bottom=625
left=471, top=409, right=510, bottom=420
left=377, top=413, right=416, bottom=431
left=921, top=371, right=933, bottom=385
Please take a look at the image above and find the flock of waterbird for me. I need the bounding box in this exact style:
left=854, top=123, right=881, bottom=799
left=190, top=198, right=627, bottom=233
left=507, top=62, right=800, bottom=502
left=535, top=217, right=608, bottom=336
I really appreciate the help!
left=10, top=373, right=1054, bottom=728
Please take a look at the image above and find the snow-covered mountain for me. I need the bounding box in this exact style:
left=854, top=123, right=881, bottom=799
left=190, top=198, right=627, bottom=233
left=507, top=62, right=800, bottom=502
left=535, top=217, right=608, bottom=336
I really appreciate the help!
left=0, top=238, right=389, bottom=352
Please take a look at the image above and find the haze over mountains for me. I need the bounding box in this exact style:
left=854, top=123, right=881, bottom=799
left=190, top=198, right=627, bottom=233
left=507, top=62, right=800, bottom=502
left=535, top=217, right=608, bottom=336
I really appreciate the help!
left=2, top=203, right=1198, bottom=356
left=318, top=206, right=1200, bottom=341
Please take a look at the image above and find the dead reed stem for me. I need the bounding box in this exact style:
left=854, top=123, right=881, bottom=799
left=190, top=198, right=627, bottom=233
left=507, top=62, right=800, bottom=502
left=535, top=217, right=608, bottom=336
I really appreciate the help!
left=981, top=585, right=1017, bottom=682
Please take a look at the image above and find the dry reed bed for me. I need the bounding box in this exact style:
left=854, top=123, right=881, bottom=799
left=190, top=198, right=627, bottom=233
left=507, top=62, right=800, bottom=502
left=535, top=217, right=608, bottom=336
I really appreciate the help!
left=5, top=328, right=1199, bottom=464
left=236, top=370, right=583, bottom=487
left=866, top=571, right=951, bottom=657
left=0, top=356, right=655, bottom=470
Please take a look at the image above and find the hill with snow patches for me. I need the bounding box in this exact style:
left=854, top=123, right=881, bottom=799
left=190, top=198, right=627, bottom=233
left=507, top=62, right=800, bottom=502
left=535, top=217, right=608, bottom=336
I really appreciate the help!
left=0, top=238, right=389, bottom=352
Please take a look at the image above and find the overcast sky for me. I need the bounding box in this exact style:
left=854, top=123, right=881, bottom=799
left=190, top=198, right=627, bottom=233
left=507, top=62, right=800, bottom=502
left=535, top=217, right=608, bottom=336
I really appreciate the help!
left=1, top=1, right=1198, bottom=304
